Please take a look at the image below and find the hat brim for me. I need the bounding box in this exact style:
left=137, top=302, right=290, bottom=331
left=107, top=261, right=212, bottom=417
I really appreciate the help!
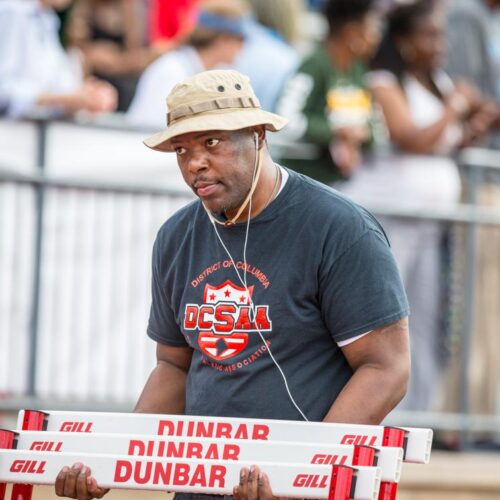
left=143, top=107, right=288, bottom=152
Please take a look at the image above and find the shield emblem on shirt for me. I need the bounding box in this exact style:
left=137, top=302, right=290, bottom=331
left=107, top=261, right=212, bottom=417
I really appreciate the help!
left=198, top=280, right=253, bottom=360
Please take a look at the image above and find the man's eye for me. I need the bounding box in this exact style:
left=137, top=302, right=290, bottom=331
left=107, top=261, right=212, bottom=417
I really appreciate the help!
left=206, top=138, right=220, bottom=147
left=175, top=146, right=186, bottom=155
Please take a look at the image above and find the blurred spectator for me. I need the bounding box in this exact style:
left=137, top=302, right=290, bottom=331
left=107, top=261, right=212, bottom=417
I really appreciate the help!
left=340, top=0, right=496, bottom=411
left=66, top=0, right=155, bottom=111
left=0, top=0, right=117, bottom=119
left=149, top=0, right=199, bottom=48
left=127, top=0, right=248, bottom=127
left=370, top=0, right=496, bottom=154
left=276, top=0, right=383, bottom=184
left=233, top=0, right=301, bottom=112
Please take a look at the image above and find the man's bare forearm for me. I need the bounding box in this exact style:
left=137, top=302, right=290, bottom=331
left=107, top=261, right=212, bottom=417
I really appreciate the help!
left=324, top=318, right=410, bottom=425
left=322, top=362, right=409, bottom=425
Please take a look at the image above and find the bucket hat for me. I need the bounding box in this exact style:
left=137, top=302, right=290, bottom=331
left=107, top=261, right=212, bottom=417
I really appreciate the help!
left=143, top=69, right=288, bottom=152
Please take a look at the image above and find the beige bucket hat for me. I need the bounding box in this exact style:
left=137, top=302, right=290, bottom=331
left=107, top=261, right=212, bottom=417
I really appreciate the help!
left=143, top=69, right=288, bottom=152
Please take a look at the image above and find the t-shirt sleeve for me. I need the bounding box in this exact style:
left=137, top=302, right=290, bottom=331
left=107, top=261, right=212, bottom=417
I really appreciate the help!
left=319, top=228, right=409, bottom=343
left=147, top=238, right=189, bottom=346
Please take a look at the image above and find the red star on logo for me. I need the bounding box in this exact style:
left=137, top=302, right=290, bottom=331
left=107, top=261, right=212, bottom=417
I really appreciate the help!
left=224, top=289, right=231, bottom=298
left=239, top=295, right=246, bottom=303
left=210, top=293, right=216, bottom=301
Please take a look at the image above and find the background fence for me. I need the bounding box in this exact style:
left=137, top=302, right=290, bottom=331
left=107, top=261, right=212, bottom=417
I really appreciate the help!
left=1, top=116, right=500, bottom=444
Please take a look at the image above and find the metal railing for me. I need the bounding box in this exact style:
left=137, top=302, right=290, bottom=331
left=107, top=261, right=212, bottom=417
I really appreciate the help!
left=1, top=116, right=500, bottom=447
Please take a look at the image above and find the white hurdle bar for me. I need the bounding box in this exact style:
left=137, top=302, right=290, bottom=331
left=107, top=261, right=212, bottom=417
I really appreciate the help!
left=2, top=430, right=403, bottom=483
left=16, top=410, right=432, bottom=464
left=0, top=448, right=381, bottom=499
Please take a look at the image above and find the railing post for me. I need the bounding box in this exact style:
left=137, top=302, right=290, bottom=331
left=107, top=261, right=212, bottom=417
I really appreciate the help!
left=459, top=163, right=480, bottom=448
left=27, top=120, right=47, bottom=396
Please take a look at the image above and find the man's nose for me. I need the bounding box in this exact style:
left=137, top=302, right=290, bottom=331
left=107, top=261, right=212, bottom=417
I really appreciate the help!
left=187, top=150, right=209, bottom=173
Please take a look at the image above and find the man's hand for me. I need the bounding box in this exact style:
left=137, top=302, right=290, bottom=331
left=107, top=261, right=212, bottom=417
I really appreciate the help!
left=233, top=466, right=273, bottom=500
left=55, top=462, right=109, bottom=499
left=234, top=466, right=294, bottom=500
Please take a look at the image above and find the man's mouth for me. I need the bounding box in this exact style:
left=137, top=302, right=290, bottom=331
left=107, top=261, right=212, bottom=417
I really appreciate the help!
left=194, top=180, right=220, bottom=197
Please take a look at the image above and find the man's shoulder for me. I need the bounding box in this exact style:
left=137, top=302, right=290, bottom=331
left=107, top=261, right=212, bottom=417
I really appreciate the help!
left=287, top=170, right=385, bottom=239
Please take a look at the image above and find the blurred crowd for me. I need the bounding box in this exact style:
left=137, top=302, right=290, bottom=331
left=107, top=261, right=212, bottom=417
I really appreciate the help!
left=0, top=0, right=303, bottom=118
left=2, top=0, right=500, bottom=436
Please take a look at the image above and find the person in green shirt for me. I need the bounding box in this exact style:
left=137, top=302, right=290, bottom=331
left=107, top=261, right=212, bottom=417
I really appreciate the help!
left=276, top=0, right=383, bottom=184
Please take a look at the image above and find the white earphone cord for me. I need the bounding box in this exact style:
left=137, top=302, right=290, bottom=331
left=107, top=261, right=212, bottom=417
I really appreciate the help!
left=208, top=133, right=309, bottom=422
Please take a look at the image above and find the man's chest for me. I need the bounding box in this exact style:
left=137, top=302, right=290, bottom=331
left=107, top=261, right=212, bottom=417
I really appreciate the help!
left=163, top=232, right=324, bottom=362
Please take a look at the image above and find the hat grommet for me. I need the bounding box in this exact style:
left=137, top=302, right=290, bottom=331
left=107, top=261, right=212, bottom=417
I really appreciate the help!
left=217, top=85, right=225, bottom=92
left=235, top=83, right=242, bottom=90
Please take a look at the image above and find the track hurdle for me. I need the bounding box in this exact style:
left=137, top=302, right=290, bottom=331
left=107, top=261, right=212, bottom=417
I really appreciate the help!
left=0, top=445, right=381, bottom=499
left=20, top=409, right=432, bottom=498
left=0, top=410, right=432, bottom=500
left=3, top=429, right=402, bottom=482
left=16, top=410, right=432, bottom=464
left=3, top=430, right=403, bottom=483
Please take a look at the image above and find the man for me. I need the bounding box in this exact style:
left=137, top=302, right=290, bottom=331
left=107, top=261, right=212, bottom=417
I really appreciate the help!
left=55, top=69, right=410, bottom=499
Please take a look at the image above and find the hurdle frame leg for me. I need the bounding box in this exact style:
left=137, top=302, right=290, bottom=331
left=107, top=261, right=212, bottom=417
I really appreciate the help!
left=10, top=411, right=47, bottom=500
left=328, top=465, right=354, bottom=500
left=379, top=427, right=406, bottom=500
left=0, top=431, right=17, bottom=500
left=352, top=445, right=376, bottom=468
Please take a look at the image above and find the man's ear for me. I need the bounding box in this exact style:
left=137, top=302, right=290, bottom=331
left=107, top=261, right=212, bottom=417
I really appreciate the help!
left=253, top=126, right=267, bottom=150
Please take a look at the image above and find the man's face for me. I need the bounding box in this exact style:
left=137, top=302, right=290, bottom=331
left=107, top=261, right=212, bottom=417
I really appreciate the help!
left=171, top=128, right=258, bottom=215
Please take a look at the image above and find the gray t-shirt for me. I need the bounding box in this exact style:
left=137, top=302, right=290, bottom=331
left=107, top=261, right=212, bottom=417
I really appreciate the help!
left=148, top=169, right=409, bottom=422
